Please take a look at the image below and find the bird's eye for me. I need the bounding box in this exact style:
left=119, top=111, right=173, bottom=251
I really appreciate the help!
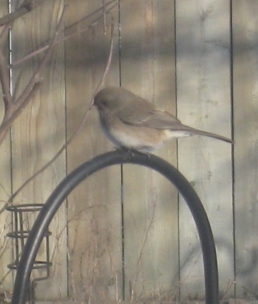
left=101, top=100, right=108, bottom=106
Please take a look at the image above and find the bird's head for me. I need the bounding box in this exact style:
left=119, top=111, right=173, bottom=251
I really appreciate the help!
left=94, top=87, right=126, bottom=112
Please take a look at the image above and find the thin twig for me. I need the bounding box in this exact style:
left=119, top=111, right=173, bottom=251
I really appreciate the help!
left=13, top=5, right=68, bottom=108
left=221, top=279, right=235, bottom=303
left=102, top=0, right=107, bottom=34
left=89, top=18, right=115, bottom=105
left=0, top=49, right=12, bottom=108
left=11, top=0, right=118, bottom=67
left=0, top=81, right=41, bottom=142
left=131, top=195, right=157, bottom=301
left=7, top=18, right=115, bottom=204
left=0, top=269, right=12, bottom=286
left=0, top=5, right=68, bottom=140
left=0, top=0, right=46, bottom=26
left=0, top=24, right=11, bottom=48
left=0, top=129, right=9, bottom=149
left=0, top=24, right=13, bottom=117
left=64, top=0, right=116, bottom=32
left=241, top=285, right=258, bottom=300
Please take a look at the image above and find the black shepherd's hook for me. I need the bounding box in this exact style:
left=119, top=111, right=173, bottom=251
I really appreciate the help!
left=11, top=150, right=219, bottom=304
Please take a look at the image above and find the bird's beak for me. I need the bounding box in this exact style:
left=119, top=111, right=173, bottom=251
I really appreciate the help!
left=93, top=95, right=98, bottom=106
left=89, top=98, right=96, bottom=111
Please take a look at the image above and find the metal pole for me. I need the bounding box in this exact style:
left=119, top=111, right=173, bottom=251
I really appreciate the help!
left=11, top=150, right=219, bottom=304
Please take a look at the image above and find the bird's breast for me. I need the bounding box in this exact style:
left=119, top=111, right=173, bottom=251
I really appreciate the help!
left=105, top=117, right=168, bottom=150
left=98, top=110, right=192, bottom=151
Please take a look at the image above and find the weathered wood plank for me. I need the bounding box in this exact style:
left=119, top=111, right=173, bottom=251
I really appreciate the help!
left=176, top=0, right=233, bottom=299
left=10, top=0, right=67, bottom=300
left=5, top=0, right=258, bottom=302
left=0, top=0, right=12, bottom=295
left=65, top=0, right=122, bottom=302
left=233, top=0, right=258, bottom=299
left=120, top=0, right=178, bottom=301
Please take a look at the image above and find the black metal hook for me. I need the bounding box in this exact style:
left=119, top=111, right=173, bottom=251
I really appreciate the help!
left=11, top=150, right=219, bottom=304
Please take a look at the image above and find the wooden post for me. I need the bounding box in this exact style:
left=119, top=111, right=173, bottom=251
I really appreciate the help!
left=233, top=0, right=258, bottom=299
left=176, top=0, right=233, bottom=299
left=120, top=0, right=178, bottom=301
left=0, top=0, right=12, bottom=296
left=10, top=0, right=67, bottom=299
left=65, top=1, right=122, bottom=302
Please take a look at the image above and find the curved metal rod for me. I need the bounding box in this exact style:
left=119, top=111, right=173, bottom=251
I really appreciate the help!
left=11, top=150, right=219, bottom=304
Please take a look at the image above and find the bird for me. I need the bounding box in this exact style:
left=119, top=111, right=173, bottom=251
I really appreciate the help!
left=93, top=86, right=234, bottom=152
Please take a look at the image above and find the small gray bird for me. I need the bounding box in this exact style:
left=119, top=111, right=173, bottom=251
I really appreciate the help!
left=94, top=86, right=233, bottom=151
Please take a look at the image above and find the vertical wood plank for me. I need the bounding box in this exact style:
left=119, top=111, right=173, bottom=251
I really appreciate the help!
left=65, top=1, right=122, bottom=302
left=120, top=0, right=178, bottom=301
left=176, top=0, right=233, bottom=299
left=233, top=0, right=258, bottom=298
left=11, top=0, right=67, bottom=300
left=0, top=0, right=12, bottom=296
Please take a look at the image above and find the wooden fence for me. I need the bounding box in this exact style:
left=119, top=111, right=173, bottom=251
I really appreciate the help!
left=0, top=0, right=258, bottom=303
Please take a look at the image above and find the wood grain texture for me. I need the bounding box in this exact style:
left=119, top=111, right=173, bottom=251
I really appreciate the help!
left=65, top=0, right=122, bottom=302
left=233, top=0, right=258, bottom=299
left=176, top=0, right=233, bottom=299
left=0, top=0, right=12, bottom=294
left=10, top=0, right=67, bottom=300
left=120, top=0, right=178, bottom=301
left=2, top=0, right=258, bottom=302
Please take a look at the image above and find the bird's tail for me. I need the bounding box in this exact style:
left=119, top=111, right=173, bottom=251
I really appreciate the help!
left=176, top=126, right=234, bottom=144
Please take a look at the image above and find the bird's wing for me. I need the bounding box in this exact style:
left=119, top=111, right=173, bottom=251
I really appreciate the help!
left=117, top=98, right=181, bottom=129
left=140, top=110, right=181, bottom=129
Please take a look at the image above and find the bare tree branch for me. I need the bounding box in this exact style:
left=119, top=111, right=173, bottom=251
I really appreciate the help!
left=90, top=19, right=115, bottom=104
left=0, top=24, right=10, bottom=48
left=0, top=129, right=9, bottom=149
left=0, top=25, right=13, bottom=114
left=7, top=18, right=115, bottom=204
left=0, top=0, right=46, bottom=26
left=11, top=0, right=118, bottom=67
left=0, top=5, right=68, bottom=143
left=102, top=0, right=107, bottom=34
left=13, top=5, right=68, bottom=108
left=0, top=49, right=12, bottom=108
left=64, top=0, right=116, bottom=32
left=0, top=0, right=116, bottom=211
left=0, top=81, right=41, bottom=143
